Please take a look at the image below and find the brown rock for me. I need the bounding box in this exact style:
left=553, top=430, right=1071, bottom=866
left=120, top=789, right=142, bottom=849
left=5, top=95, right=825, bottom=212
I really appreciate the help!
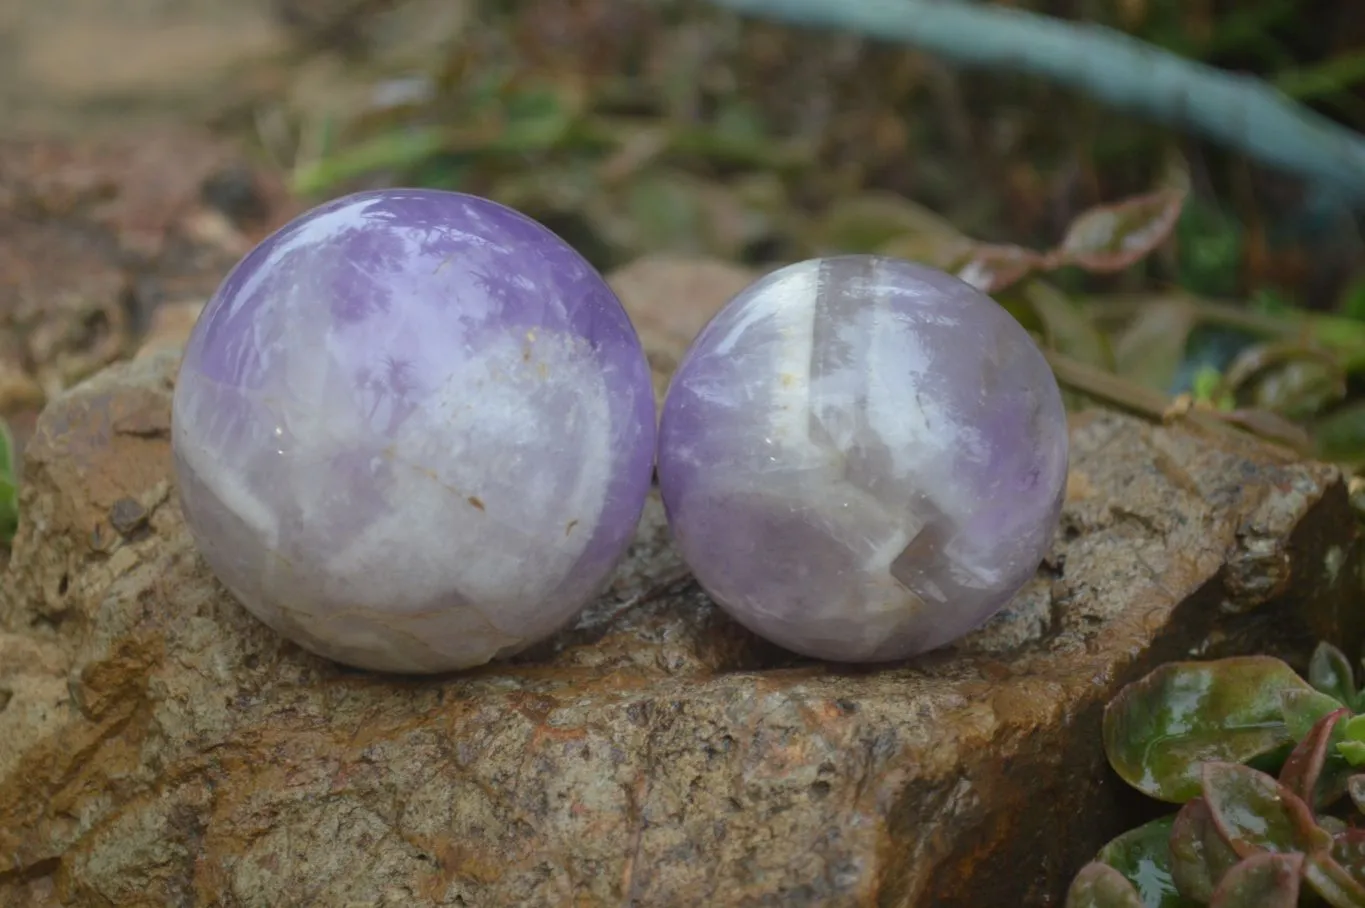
left=0, top=218, right=134, bottom=406
left=0, top=0, right=285, bottom=136
left=133, top=301, right=205, bottom=362
left=607, top=254, right=758, bottom=405
left=0, top=130, right=293, bottom=472
left=0, top=288, right=1362, bottom=907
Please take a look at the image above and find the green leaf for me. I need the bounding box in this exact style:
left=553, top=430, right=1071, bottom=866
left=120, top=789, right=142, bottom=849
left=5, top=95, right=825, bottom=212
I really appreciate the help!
left=1190, top=365, right=1234, bottom=410
left=492, top=83, right=580, bottom=153
left=1340, top=274, right=1365, bottom=323
left=1110, top=298, right=1198, bottom=392
left=815, top=192, right=964, bottom=256
left=1175, top=200, right=1243, bottom=298
left=1095, top=815, right=1197, bottom=908
left=1280, top=708, right=1351, bottom=808
left=1201, top=762, right=1328, bottom=857
left=1300, top=312, right=1365, bottom=374
left=0, top=419, right=15, bottom=545
left=1311, top=643, right=1359, bottom=707
left=1275, top=49, right=1365, bottom=101
left=876, top=224, right=975, bottom=275
left=1066, top=862, right=1146, bottom=908
left=1317, top=401, right=1365, bottom=467
left=1054, top=189, right=1186, bottom=273
left=1170, top=798, right=1241, bottom=902
left=1208, top=853, right=1303, bottom=907
left=1282, top=687, right=1351, bottom=741
left=1170, top=325, right=1256, bottom=399
left=1250, top=288, right=1296, bottom=318
left=1243, top=357, right=1346, bottom=422
left=710, top=99, right=772, bottom=150
left=291, top=127, right=451, bottom=196
left=1104, top=657, right=1319, bottom=803
left=409, top=154, right=476, bottom=192
left=0, top=418, right=12, bottom=477
left=1015, top=281, right=1114, bottom=371
left=1340, top=741, right=1365, bottom=767
left=584, top=169, right=780, bottom=263
left=623, top=175, right=705, bottom=252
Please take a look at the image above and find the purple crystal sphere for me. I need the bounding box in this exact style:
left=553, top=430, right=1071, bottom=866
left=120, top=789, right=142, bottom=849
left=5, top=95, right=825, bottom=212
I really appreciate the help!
left=657, top=255, right=1069, bottom=663
left=172, top=189, right=657, bottom=673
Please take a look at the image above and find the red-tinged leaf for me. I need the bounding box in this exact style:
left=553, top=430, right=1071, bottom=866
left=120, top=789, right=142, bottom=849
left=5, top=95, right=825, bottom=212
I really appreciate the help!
left=1170, top=797, right=1241, bottom=902
left=1053, top=189, right=1186, bottom=273
left=954, top=243, right=1044, bottom=293
left=1066, top=862, right=1146, bottom=908
left=1104, top=657, right=1318, bottom=803
left=1201, top=762, right=1329, bottom=857
left=1334, top=830, right=1365, bottom=879
left=1280, top=708, right=1351, bottom=805
left=1305, top=850, right=1365, bottom=907
left=1209, top=853, right=1303, bottom=907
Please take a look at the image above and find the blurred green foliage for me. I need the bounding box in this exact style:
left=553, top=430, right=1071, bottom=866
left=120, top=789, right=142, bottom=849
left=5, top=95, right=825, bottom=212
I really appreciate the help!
left=254, top=0, right=1365, bottom=474
left=0, top=420, right=16, bottom=545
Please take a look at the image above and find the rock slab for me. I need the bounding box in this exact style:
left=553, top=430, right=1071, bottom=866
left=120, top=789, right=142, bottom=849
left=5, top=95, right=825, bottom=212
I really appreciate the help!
left=0, top=324, right=1362, bottom=906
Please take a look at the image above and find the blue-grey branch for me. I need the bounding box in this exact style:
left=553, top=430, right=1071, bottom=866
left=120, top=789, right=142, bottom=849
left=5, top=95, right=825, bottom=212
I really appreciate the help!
left=707, top=0, right=1365, bottom=202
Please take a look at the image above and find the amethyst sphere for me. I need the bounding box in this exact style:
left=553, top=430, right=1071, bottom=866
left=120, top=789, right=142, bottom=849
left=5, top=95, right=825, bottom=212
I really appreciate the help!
left=172, top=189, right=656, bottom=673
left=657, top=255, right=1068, bottom=663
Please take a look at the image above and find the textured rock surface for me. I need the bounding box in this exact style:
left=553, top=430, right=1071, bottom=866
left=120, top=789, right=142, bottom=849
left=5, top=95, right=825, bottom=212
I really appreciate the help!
left=0, top=131, right=294, bottom=481
left=1, top=261, right=1362, bottom=907
left=0, top=0, right=283, bottom=135
left=606, top=253, right=756, bottom=407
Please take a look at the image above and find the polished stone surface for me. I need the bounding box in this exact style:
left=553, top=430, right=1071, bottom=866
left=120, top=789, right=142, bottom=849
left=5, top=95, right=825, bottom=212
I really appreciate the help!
left=657, top=255, right=1069, bottom=662
left=172, top=189, right=656, bottom=672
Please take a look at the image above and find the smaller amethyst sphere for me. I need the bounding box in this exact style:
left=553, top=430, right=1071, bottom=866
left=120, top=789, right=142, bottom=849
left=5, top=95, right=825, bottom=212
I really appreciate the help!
left=172, top=189, right=656, bottom=673
left=657, top=255, right=1069, bottom=663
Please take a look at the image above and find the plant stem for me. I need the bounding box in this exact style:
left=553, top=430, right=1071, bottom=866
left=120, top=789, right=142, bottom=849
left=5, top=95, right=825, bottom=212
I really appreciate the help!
left=1044, top=348, right=1173, bottom=420
left=1044, top=348, right=1311, bottom=454
left=1084, top=293, right=1365, bottom=373
left=706, top=0, right=1365, bottom=203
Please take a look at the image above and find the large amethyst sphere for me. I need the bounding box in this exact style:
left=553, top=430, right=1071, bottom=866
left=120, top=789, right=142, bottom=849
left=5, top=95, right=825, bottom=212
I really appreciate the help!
left=172, top=189, right=657, bottom=673
left=657, top=255, right=1068, bottom=663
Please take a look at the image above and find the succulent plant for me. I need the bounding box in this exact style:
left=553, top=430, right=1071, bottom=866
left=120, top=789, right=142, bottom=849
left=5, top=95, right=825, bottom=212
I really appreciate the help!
left=1067, top=644, right=1365, bottom=907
